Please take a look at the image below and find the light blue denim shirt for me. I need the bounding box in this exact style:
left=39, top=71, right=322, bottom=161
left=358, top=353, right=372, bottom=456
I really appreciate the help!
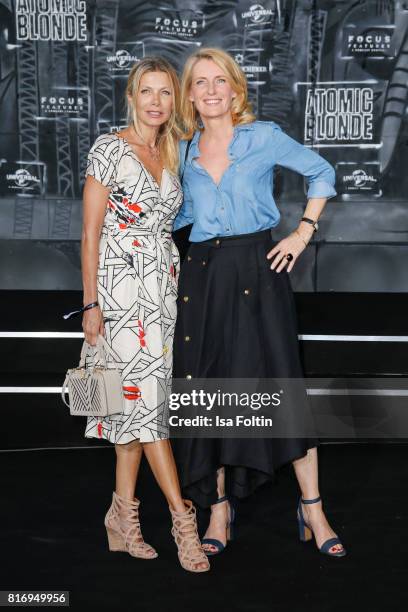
left=173, top=120, right=337, bottom=242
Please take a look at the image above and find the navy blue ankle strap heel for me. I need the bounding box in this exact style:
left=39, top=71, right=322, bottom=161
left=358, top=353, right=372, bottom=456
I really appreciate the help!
left=297, top=496, right=346, bottom=558
left=201, top=496, right=236, bottom=557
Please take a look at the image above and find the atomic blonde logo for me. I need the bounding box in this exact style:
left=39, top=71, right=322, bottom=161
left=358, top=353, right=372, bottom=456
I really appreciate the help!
left=16, top=0, right=87, bottom=42
left=304, top=87, right=374, bottom=143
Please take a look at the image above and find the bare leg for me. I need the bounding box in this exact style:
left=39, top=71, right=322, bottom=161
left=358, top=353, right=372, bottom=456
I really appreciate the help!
left=142, top=439, right=186, bottom=512
left=112, top=439, right=157, bottom=559
left=115, top=439, right=143, bottom=499
left=292, top=447, right=344, bottom=554
left=142, top=439, right=208, bottom=571
left=202, top=467, right=231, bottom=554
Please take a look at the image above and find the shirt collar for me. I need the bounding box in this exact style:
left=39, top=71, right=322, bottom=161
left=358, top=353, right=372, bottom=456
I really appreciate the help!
left=189, top=122, right=255, bottom=159
left=235, top=123, right=255, bottom=131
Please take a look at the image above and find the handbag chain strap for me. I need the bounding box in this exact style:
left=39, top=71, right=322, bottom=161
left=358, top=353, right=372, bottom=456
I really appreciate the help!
left=180, top=139, right=192, bottom=185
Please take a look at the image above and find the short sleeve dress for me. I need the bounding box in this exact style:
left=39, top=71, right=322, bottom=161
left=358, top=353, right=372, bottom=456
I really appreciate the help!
left=83, top=132, right=183, bottom=444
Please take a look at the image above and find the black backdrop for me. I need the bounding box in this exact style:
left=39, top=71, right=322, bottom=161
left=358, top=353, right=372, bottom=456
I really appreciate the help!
left=1, top=0, right=407, bottom=291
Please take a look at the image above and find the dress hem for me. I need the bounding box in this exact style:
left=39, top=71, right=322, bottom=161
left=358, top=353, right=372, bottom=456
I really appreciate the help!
left=84, top=432, right=169, bottom=445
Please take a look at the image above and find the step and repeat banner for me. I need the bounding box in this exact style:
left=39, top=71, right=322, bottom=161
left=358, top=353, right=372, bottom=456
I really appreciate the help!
left=0, top=0, right=407, bottom=290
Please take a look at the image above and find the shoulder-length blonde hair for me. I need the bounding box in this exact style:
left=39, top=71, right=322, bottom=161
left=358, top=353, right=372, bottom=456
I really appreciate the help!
left=180, top=47, right=256, bottom=139
left=126, top=57, right=182, bottom=173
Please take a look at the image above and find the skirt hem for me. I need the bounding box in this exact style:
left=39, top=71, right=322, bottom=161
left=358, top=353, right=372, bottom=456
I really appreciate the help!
left=177, top=439, right=318, bottom=508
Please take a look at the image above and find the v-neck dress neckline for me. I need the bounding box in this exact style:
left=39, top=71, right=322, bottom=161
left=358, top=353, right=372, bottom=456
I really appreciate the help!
left=114, top=132, right=165, bottom=192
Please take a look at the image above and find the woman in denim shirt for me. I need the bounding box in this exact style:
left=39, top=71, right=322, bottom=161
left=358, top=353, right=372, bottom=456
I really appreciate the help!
left=172, top=48, right=346, bottom=559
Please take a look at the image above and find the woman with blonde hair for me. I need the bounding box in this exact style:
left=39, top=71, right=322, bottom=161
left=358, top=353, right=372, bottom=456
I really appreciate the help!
left=80, top=56, right=209, bottom=572
left=173, top=48, right=346, bottom=558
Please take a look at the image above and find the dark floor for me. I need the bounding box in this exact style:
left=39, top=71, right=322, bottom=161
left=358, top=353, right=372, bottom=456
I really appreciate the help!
left=1, top=443, right=407, bottom=611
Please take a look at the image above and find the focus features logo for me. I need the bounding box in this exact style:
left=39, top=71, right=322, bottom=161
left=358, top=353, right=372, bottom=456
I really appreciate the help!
left=343, top=169, right=377, bottom=188
left=106, top=49, right=140, bottom=69
left=348, top=33, right=391, bottom=52
left=7, top=169, right=40, bottom=188
left=242, top=3, right=274, bottom=24
left=342, top=26, right=395, bottom=58
left=154, top=12, right=203, bottom=39
left=41, top=95, right=84, bottom=114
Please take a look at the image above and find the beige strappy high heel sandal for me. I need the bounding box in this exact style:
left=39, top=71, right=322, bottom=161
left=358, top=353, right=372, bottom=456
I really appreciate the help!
left=104, top=491, right=158, bottom=559
left=169, top=499, right=210, bottom=573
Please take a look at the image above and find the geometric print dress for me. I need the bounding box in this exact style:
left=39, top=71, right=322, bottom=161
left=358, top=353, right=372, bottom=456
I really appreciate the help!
left=83, top=132, right=183, bottom=443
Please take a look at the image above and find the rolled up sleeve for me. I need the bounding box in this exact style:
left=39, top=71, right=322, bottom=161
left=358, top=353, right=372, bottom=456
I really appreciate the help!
left=270, top=123, right=337, bottom=200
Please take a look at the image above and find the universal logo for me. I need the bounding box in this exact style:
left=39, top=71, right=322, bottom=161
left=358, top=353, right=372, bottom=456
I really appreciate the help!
left=106, top=49, right=141, bottom=70
left=343, top=26, right=395, bottom=57
left=7, top=169, right=41, bottom=189
left=241, top=3, right=276, bottom=25
left=40, top=95, right=84, bottom=115
left=154, top=10, right=204, bottom=39
left=343, top=170, right=377, bottom=188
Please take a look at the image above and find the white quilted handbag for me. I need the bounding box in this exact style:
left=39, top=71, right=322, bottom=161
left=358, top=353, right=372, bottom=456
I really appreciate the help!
left=61, top=335, right=124, bottom=416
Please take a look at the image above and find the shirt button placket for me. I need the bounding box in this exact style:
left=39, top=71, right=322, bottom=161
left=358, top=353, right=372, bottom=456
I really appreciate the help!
left=220, top=192, right=231, bottom=235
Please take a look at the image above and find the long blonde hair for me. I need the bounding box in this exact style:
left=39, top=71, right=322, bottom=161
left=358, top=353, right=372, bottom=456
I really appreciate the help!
left=180, top=47, right=256, bottom=139
left=126, top=57, right=182, bottom=173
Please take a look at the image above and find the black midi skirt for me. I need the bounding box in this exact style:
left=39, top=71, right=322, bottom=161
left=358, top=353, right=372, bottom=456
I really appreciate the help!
left=172, top=228, right=318, bottom=509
